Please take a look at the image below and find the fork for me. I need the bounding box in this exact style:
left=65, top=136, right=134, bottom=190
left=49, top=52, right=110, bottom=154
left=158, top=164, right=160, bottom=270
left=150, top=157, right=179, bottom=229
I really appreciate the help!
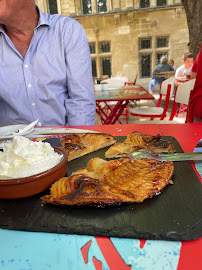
left=128, top=149, right=202, bottom=162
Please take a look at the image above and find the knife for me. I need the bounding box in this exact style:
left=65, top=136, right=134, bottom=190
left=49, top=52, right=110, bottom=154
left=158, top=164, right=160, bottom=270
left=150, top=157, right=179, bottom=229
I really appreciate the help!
left=128, top=149, right=202, bottom=162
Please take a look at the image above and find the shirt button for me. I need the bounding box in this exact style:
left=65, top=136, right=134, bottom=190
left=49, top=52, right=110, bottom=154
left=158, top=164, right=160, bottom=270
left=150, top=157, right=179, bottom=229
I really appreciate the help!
left=32, top=102, right=35, bottom=106
left=28, top=84, right=32, bottom=88
left=24, top=64, right=28, bottom=68
left=38, top=122, right=42, bottom=126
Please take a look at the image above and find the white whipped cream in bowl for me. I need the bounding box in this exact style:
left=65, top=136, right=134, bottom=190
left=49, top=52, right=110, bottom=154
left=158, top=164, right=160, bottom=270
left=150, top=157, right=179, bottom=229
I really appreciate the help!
left=0, top=136, right=68, bottom=199
left=0, top=136, right=62, bottom=178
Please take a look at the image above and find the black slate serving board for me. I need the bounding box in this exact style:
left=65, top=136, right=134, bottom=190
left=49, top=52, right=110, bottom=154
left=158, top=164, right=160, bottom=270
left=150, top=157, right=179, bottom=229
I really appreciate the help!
left=0, top=136, right=202, bottom=241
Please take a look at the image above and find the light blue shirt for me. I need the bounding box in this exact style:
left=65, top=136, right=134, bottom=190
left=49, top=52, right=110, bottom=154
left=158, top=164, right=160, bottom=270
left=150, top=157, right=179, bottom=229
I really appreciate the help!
left=0, top=7, right=95, bottom=127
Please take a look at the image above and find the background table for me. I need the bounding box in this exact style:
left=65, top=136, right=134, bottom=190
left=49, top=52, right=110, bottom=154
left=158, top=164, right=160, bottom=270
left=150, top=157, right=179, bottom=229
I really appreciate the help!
left=0, top=123, right=201, bottom=270
left=95, top=85, right=154, bottom=124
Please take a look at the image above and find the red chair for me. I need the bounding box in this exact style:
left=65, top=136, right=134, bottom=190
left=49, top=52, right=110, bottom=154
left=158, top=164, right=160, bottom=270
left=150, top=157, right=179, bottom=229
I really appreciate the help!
left=169, top=79, right=196, bottom=123
left=176, top=103, right=188, bottom=118
left=125, top=74, right=138, bottom=86
left=129, top=76, right=175, bottom=120
left=124, top=81, right=134, bottom=86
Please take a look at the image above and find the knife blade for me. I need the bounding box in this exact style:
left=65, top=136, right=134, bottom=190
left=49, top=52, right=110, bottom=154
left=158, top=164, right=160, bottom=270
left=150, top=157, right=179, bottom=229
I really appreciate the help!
left=128, top=149, right=202, bottom=162
left=156, top=152, right=202, bottom=161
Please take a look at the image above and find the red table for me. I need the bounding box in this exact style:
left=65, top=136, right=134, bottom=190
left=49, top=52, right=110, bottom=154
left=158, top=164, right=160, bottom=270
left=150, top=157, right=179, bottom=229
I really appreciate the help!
left=95, top=85, right=154, bottom=124
left=71, top=123, right=202, bottom=270
left=1, top=123, right=201, bottom=270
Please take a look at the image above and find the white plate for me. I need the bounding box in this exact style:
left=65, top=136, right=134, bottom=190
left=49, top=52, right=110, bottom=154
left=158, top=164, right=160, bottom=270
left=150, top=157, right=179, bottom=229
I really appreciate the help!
left=0, top=125, right=34, bottom=140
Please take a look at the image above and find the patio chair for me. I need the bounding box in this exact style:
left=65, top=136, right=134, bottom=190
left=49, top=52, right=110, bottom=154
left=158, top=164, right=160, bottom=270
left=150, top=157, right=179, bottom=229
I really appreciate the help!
left=169, top=79, right=196, bottom=123
left=154, top=71, right=176, bottom=79
left=129, top=76, right=175, bottom=121
left=101, top=77, right=129, bottom=88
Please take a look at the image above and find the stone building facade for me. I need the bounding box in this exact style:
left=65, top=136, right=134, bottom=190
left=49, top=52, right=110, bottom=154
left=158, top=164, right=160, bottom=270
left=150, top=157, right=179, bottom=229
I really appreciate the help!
left=36, top=0, right=189, bottom=88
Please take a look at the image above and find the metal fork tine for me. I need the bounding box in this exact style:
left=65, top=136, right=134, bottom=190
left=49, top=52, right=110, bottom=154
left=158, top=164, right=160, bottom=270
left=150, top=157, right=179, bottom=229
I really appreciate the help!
left=128, top=149, right=167, bottom=161
left=128, top=149, right=202, bottom=162
left=128, top=149, right=155, bottom=160
left=147, top=150, right=163, bottom=161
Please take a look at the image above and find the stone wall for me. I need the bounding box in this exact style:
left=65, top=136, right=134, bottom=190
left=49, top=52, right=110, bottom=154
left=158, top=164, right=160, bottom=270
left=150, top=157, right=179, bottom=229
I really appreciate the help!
left=36, top=0, right=189, bottom=89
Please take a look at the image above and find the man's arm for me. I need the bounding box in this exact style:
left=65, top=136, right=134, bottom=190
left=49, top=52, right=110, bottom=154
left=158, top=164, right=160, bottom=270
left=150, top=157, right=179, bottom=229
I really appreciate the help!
left=63, top=20, right=95, bottom=126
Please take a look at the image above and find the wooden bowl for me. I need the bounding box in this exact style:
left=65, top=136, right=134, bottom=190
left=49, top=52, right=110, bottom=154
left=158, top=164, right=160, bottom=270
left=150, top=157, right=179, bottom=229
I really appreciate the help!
left=0, top=147, right=68, bottom=199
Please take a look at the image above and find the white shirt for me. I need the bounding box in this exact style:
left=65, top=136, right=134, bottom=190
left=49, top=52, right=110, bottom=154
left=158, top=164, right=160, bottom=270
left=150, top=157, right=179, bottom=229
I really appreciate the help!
left=175, top=64, right=192, bottom=78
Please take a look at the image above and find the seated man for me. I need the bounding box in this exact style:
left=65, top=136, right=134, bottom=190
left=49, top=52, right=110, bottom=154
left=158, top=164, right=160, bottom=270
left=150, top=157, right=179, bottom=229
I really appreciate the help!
left=175, top=52, right=194, bottom=86
left=0, top=0, right=95, bottom=127
left=149, top=56, right=174, bottom=94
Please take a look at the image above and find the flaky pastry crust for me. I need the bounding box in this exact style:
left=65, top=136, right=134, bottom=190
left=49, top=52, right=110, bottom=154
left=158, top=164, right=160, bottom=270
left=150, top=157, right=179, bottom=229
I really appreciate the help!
left=105, top=131, right=175, bottom=159
left=60, top=133, right=117, bottom=161
left=41, top=157, right=174, bottom=207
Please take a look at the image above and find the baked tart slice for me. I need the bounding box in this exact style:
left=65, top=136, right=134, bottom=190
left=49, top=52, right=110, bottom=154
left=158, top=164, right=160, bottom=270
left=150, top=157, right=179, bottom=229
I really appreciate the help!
left=41, top=157, right=174, bottom=206
left=60, top=133, right=117, bottom=161
left=105, top=131, right=175, bottom=159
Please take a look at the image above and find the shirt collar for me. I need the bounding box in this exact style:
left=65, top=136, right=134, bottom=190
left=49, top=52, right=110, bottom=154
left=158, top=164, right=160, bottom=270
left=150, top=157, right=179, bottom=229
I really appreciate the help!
left=0, top=24, right=6, bottom=34
left=35, top=6, right=52, bottom=29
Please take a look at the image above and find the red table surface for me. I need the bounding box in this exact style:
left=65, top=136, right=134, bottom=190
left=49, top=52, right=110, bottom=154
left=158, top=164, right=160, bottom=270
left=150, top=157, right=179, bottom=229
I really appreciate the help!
left=63, top=123, right=202, bottom=270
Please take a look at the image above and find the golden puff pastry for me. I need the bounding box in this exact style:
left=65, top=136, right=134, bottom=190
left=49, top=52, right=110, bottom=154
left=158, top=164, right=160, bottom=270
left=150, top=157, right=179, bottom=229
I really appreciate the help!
left=41, top=157, right=174, bottom=207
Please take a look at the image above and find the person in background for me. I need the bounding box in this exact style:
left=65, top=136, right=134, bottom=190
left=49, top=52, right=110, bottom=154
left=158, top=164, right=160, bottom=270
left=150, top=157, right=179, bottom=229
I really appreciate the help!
left=175, top=52, right=194, bottom=86
left=189, top=44, right=202, bottom=122
left=169, top=60, right=177, bottom=71
left=0, top=0, right=95, bottom=127
left=187, top=42, right=190, bottom=51
left=149, top=56, right=174, bottom=94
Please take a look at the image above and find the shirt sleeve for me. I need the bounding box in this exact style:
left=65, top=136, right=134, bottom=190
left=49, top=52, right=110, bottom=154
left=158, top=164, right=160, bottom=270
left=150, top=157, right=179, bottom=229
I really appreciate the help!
left=175, top=66, right=183, bottom=78
left=63, top=20, right=95, bottom=126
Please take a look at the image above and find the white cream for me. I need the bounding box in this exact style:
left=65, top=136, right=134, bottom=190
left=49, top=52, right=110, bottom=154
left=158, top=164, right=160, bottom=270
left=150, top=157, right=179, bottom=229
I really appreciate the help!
left=0, top=136, right=62, bottom=178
